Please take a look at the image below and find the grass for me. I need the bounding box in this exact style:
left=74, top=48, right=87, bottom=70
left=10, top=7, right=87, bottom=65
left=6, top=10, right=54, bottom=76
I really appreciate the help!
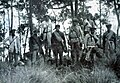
left=0, top=48, right=120, bottom=83
left=0, top=58, right=119, bottom=83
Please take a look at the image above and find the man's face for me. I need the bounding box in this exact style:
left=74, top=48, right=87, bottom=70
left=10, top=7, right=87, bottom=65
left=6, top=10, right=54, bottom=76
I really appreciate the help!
left=44, top=16, right=49, bottom=22
left=90, top=29, right=95, bottom=34
left=56, top=27, right=60, bottom=31
left=73, top=21, right=78, bottom=26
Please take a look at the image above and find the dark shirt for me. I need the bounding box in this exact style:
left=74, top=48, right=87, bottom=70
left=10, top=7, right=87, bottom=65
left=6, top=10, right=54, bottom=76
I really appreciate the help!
left=103, top=30, right=116, bottom=50
left=51, top=31, right=66, bottom=46
left=29, top=34, right=40, bottom=51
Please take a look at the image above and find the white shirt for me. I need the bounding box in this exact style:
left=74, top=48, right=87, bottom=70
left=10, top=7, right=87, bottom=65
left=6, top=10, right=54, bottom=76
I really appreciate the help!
left=41, top=21, right=52, bottom=33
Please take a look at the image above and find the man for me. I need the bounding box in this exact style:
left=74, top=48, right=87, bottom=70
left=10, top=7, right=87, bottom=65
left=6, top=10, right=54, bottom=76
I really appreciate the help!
left=103, top=23, right=116, bottom=59
left=2, top=29, right=20, bottom=66
left=84, top=26, right=100, bottom=65
left=51, top=25, right=66, bottom=67
left=41, top=15, right=52, bottom=58
left=29, top=29, right=40, bottom=65
left=68, top=18, right=84, bottom=65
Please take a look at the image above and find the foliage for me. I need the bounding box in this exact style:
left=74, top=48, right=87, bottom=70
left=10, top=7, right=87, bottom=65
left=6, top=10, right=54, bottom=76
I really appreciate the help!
left=31, top=0, right=48, bottom=21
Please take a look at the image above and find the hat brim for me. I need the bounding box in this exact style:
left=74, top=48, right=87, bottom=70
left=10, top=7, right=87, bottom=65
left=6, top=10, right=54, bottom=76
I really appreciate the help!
left=55, top=25, right=60, bottom=29
left=106, top=24, right=112, bottom=27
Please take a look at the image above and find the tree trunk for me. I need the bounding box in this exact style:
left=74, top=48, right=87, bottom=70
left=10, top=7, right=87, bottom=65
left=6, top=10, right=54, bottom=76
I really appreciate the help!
left=99, top=0, right=102, bottom=46
left=10, top=0, right=13, bottom=31
left=114, top=0, right=120, bottom=37
left=75, top=0, right=78, bottom=17
left=29, top=0, right=33, bottom=36
left=7, top=9, right=10, bottom=31
left=70, top=0, right=74, bottom=19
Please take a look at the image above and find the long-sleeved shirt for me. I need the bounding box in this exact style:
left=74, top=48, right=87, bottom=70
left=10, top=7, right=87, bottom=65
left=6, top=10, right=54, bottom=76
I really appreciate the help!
left=3, top=36, right=20, bottom=53
left=51, top=30, right=66, bottom=46
left=103, top=30, right=116, bottom=50
left=84, top=33, right=99, bottom=48
left=41, top=21, right=52, bottom=33
left=68, top=25, right=84, bottom=43
left=40, top=21, right=52, bottom=47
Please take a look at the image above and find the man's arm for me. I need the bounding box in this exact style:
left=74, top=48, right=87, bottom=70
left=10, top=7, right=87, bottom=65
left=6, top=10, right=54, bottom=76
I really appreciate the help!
left=84, top=34, right=89, bottom=49
left=62, top=33, right=66, bottom=46
left=51, top=33, right=54, bottom=44
left=103, top=34, right=105, bottom=52
left=68, top=32, right=71, bottom=45
left=16, top=36, right=20, bottom=53
left=113, top=33, right=116, bottom=50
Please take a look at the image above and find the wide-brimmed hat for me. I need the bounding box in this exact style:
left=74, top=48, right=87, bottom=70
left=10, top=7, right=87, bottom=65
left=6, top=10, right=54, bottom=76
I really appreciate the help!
left=73, top=18, right=78, bottom=22
left=106, top=23, right=112, bottom=28
left=55, top=24, right=60, bottom=29
left=44, top=15, right=50, bottom=19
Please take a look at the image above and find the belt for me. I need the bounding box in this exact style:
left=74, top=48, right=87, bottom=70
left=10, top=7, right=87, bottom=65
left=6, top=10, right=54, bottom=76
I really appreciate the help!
left=43, top=31, right=51, bottom=33
left=70, top=37, right=79, bottom=39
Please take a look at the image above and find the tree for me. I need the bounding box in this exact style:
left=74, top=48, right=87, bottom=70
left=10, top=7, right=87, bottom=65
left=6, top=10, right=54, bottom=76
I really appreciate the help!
left=101, top=0, right=120, bottom=37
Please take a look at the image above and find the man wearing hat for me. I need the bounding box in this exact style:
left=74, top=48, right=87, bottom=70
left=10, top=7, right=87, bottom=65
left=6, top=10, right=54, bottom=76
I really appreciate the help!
left=68, top=18, right=84, bottom=65
left=51, top=25, right=67, bottom=67
left=29, top=28, right=41, bottom=65
left=103, top=23, right=116, bottom=59
left=2, top=29, right=20, bottom=66
left=41, top=15, right=52, bottom=58
left=84, top=27, right=99, bottom=48
left=84, top=26, right=100, bottom=67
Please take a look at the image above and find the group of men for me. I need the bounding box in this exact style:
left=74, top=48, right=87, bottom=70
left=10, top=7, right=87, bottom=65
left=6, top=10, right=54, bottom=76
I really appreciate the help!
left=0, top=15, right=117, bottom=67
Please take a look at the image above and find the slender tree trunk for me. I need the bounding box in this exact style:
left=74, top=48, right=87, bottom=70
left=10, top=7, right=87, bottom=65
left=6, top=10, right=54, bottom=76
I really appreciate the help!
left=70, top=0, right=74, bottom=19
left=100, top=0, right=102, bottom=46
left=29, top=0, right=33, bottom=36
left=7, top=9, right=11, bottom=35
left=75, top=0, right=78, bottom=17
left=10, top=0, right=13, bottom=30
left=114, top=0, right=120, bottom=37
